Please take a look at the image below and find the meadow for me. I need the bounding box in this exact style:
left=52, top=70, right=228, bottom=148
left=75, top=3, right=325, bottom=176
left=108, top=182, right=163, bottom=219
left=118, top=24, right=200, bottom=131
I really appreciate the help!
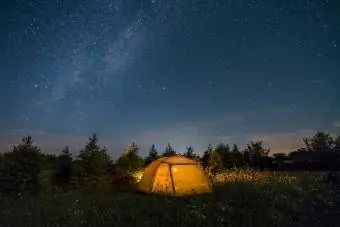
left=0, top=170, right=338, bottom=227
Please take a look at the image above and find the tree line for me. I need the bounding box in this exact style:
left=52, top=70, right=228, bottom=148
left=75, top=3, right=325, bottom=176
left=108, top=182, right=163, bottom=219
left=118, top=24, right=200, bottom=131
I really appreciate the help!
left=0, top=131, right=339, bottom=196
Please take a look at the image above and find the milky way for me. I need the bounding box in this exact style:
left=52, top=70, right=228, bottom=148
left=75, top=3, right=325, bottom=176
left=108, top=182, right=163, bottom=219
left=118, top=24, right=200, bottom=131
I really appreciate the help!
left=14, top=0, right=180, bottom=133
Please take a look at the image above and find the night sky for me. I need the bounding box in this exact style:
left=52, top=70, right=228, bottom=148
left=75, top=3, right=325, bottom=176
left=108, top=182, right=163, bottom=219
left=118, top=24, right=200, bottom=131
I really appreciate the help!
left=1, top=0, right=339, bottom=157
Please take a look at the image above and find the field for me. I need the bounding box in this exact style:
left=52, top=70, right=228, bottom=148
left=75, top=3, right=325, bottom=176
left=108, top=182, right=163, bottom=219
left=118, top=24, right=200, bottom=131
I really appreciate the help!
left=0, top=170, right=338, bottom=227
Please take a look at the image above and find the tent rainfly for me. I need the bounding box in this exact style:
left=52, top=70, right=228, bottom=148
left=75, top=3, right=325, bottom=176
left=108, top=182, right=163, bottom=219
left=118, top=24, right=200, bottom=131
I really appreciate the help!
left=138, top=156, right=212, bottom=196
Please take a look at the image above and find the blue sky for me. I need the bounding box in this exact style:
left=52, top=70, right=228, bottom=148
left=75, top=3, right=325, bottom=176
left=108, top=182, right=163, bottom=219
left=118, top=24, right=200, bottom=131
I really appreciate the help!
left=0, top=0, right=339, bottom=157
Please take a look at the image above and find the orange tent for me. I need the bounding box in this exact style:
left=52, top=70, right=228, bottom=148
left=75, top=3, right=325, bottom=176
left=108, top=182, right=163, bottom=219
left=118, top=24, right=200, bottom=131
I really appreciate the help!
left=138, top=156, right=212, bottom=196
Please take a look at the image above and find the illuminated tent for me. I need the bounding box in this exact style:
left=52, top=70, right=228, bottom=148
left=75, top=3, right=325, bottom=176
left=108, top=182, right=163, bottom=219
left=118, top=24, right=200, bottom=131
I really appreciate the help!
left=138, top=156, right=212, bottom=196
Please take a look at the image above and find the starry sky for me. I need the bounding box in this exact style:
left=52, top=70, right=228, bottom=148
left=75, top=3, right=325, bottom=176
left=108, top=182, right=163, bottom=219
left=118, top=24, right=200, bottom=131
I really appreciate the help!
left=1, top=0, right=339, bottom=157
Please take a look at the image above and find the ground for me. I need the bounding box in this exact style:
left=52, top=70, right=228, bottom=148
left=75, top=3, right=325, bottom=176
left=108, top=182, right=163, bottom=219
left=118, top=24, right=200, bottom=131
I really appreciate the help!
left=0, top=170, right=338, bottom=226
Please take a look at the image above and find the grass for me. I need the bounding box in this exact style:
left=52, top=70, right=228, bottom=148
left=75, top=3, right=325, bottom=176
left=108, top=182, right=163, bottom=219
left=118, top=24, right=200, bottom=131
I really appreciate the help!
left=0, top=170, right=338, bottom=227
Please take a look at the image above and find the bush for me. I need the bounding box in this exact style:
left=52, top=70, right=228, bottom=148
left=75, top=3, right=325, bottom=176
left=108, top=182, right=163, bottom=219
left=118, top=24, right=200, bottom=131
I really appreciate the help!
left=111, top=167, right=137, bottom=193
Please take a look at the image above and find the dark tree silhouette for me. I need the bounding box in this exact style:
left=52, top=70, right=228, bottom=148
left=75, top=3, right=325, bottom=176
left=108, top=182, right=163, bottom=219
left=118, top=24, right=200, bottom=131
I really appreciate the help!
left=162, top=143, right=177, bottom=157
left=303, top=132, right=334, bottom=152
left=75, top=134, right=111, bottom=186
left=144, top=144, right=159, bottom=166
left=334, top=135, right=340, bottom=170
left=231, top=144, right=240, bottom=153
left=116, top=142, right=144, bottom=172
left=208, top=150, right=224, bottom=175
left=0, top=153, right=4, bottom=170
left=231, top=144, right=243, bottom=168
left=1, top=130, right=340, bottom=195
left=53, top=146, right=73, bottom=187
left=201, top=143, right=213, bottom=169
left=215, top=143, right=235, bottom=169
left=0, top=136, right=42, bottom=195
left=244, top=141, right=270, bottom=169
left=184, top=145, right=195, bottom=159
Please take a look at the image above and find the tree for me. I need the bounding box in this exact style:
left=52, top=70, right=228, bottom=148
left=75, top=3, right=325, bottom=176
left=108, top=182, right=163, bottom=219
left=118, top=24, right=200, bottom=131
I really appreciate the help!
left=162, top=143, right=176, bottom=157
left=76, top=134, right=111, bottom=186
left=144, top=144, right=159, bottom=166
left=0, top=153, right=4, bottom=171
left=214, top=143, right=233, bottom=169
left=0, top=136, right=42, bottom=195
left=116, top=142, right=144, bottom=172
left=334, top=135, right=340, bottom=150
left=232, top=144, right=239, bottom=153
left=245, top=141, right=270, bottom=169
left=201, top=143, right=213, bottom=169
left=214, top=143, right=226, bottom=163
left=53, top=146, right=73, bottom=187
left=121, top=142, right=139, bottom=157
left=334, top=135, right=340, bottom=171
left=208, top=150, right=223, bottom=175
left=329, top=135, right=340, bottom=182
left=184, top=145, right=195, bottom=159
left=231, top=144, right=243, bottom=168
left=302, top=132, right=336, bottom=170
left=303, top=132, right=334, bottom=152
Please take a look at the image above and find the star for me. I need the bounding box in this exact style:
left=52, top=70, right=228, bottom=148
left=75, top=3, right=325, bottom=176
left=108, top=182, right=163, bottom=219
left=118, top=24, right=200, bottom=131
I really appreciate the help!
left=0, top=0, right=339, bottom=158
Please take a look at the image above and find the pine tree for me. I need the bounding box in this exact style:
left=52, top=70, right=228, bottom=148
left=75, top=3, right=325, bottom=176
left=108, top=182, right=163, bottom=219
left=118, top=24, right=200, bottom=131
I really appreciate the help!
left=116, top=142, right=144, bottom=172
left=76, top=134, right=111, bottom=186
left=0, top=136, right=42, bottom=195
left=184, top=145, right=195, bottom=159
left=232, top=144, right=239, bottom=153
left=162, top=143, right=176, bottom=157
left=53, top=146, right=73, bottom=187
left=201, top=143, right=213, bottom=169
left=122, top=142, right=139, bottom=157
left=144, top=144, right=159, bottom=166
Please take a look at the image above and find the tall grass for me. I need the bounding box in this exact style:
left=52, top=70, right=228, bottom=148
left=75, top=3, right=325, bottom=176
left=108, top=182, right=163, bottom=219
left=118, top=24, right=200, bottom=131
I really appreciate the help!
left=0, top=170, right=337, bottom=227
